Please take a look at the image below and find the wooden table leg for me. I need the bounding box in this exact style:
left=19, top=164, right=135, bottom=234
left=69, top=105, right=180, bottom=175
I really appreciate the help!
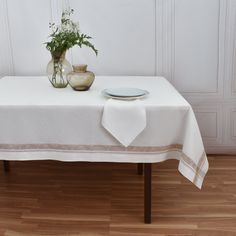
left=137, top=163, right=143, bottom=175
left=3, top=161, right=10, bottom=172
left=144, top=163, right=152, bottom=224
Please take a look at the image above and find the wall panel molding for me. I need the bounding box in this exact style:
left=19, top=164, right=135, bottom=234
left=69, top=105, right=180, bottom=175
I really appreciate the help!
left=172, top=0, right=226, bottom=97
left=156, top=0, right=175, bottom=81
left=224, top=106, right=236, bottom=147
left=156, top=0, right=227, bottom=97
left=226, top=0, right=236, bottom=97
left=193, top=106, right=223, bottom=146
left=231, top=111, right=236, bottom=139
left=0, top=0, right=14, bottom=77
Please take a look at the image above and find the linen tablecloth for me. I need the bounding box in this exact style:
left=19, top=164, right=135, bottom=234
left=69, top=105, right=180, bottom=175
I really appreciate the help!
left=0, top=76, right=208, bottom=188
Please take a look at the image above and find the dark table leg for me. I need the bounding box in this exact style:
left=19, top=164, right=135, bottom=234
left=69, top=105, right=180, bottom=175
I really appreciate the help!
left=144, top=163, right=152, bottom=224
left=137, top=163, right=143, bottom=175
left=3, top=161, right=10, bottom=172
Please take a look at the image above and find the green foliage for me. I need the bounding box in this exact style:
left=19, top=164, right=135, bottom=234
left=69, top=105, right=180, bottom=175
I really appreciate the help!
left=45, top=9, right=98, bottom=57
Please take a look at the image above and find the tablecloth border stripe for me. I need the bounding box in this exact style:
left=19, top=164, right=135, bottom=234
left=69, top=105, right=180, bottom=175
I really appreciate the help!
left=181, top=152, right=207, bottom=179
left=0, top=144, right=182, bottom=153
left=0, top=143, right=207, bottom=179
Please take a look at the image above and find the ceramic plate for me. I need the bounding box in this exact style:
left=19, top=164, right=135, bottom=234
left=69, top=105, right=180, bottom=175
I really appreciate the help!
left=102, top=88, right=149, bottom=100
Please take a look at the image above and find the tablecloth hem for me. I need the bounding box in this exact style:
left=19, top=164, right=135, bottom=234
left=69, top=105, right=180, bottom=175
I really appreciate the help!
left=0, top=150, right=183, bottom=163
left=178, top=153, right=208, bottom=189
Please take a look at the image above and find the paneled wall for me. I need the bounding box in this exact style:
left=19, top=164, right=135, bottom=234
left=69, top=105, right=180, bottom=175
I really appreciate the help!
left=0, top=0, right=235, bottom=153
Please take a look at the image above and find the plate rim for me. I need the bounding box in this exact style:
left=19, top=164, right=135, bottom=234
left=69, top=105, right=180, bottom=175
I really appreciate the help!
left=103, top=87, right=149, bottom=98
left=102, top=88, right=149, bottom=100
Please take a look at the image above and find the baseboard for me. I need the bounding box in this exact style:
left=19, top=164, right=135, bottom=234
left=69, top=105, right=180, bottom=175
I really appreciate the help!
left=206, top=146, right=236, bottom=155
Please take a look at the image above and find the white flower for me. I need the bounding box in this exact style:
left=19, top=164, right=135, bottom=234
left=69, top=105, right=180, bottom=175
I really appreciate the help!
left=59, top=10, right=80, bottom=34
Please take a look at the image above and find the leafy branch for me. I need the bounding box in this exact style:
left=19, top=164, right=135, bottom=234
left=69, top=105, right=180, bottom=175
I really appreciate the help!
left=45, top=9, right=98, bottom=57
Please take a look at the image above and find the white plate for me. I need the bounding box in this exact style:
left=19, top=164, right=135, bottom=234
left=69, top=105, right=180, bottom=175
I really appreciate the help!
left=102, top=88, right=149, bottom=100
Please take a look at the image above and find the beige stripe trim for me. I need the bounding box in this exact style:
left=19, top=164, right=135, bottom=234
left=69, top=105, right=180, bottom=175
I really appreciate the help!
left=0, top=143, right=207, bottom=181
left=193, top=152, right=207, bottom=184
left=0, top=144, right=183, bottom=153
left=181, top=151, right=207, bottom=180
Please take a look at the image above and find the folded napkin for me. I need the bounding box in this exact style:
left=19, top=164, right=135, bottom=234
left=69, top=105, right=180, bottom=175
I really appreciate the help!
left=102, top=99, right=146, bottom=147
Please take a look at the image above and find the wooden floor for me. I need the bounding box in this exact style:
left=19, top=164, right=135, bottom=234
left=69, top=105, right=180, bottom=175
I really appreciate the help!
left=0, top=156, right=236, bottom=236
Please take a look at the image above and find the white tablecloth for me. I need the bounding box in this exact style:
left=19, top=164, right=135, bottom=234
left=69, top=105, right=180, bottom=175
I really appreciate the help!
left=0, top=76, right=208, bottom=188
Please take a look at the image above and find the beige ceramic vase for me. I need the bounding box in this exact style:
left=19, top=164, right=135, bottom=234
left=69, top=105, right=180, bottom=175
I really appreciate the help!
left=67, top=64, right=95, bottom=91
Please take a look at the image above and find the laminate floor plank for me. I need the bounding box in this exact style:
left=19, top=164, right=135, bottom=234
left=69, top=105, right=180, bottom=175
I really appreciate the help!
left=0, top=156, right=235, bottom=235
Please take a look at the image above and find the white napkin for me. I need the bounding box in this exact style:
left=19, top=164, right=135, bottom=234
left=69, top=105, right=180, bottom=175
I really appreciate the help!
left=102, top=99, right=146, bottom=147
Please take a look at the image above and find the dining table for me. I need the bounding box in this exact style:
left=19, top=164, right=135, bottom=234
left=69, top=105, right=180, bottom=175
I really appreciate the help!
left=0, top=76, right=208, bottom=224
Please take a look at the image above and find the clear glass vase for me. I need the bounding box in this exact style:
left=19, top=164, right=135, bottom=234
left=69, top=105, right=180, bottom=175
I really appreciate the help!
left=46, top=51, right=72, bottom=88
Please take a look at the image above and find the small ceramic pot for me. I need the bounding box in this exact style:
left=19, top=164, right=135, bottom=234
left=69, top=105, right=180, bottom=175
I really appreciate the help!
left=67, top=64, right=95, bottom=91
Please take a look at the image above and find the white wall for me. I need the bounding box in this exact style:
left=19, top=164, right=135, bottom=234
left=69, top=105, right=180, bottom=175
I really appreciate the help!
left=0, top=0, right=235, bottom=153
